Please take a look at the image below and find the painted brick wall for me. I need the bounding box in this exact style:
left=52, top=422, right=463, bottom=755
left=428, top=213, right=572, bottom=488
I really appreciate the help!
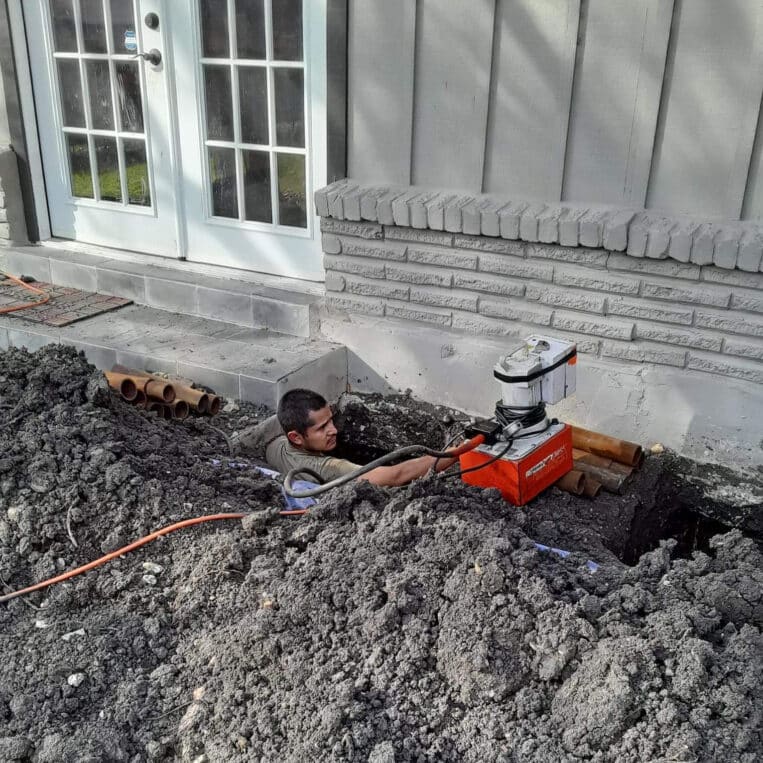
left=316, top=182, right=763, bottom=386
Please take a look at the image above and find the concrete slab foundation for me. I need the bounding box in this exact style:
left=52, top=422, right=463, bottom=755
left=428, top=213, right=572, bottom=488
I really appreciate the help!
left=0, top=304, right=347, bottom=408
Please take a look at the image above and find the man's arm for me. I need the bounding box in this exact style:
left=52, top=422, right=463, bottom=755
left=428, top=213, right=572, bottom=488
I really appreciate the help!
left=359, top=454, right=458, bottom=487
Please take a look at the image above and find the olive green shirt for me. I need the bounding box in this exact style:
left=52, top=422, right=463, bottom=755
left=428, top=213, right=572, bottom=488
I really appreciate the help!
left=234, top=415, right=361, bottom=482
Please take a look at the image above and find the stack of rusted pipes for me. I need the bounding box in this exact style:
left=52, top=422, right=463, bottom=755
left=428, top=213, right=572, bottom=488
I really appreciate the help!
left=104, top=365, right=222, bottom=421
left=556, top=426, right=644, bottom=499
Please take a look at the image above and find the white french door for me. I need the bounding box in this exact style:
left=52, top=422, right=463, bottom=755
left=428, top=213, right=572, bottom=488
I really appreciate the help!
left=24, top=0, right=327, bottom=280
left=26, top=0, right=180, bottom=256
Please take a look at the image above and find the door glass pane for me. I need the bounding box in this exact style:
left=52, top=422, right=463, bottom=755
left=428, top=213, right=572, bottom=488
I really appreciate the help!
left=277, top=153, right=306, bottom=227
left=109, top=0, right=137, bottom=54
left=209, top=147, right=238, bottom=218
left=94, top=136, right=121, bottom=201
left=115, top=62, right=144, bottom=132
left=57, top=60, right=85, bottom=127
left=272, top=0, right=302, bottom=61
left=124, top=139, right=150, bottom=206
left=235, top=0, right=265, bottom=59
left=67, top=134, right=94, bottom=198
left=80, top=0, right=107, bottom=53
left=243, top=150, right=272, bottom=223
left=204, top=65, right=234, bottom=141
left=201, top=0, right=229, bottom=58
left=239, top=67, right=268, bottom=144
left=86, top=60, right=114, bottom=130
left=273, top=68, right=304, bottom=147
left=51, top=0, right=78, bottom=53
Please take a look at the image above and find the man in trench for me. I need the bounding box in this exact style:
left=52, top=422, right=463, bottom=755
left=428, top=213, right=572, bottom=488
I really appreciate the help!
left=232, top=388, right=458, bottom=486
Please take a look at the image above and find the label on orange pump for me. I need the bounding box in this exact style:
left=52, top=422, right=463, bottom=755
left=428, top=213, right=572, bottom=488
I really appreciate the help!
left=459, top=424, right=573, bottom=506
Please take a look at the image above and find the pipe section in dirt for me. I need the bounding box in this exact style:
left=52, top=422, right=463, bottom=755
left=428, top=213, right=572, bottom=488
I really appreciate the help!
left=104, top=371, right=139, bottom=401
left=572, top=460, right=626, bottom=494
left=571, top=426, right=643, bottom=468
left=171, top=400, right=190, bottom=420
left=111, top=364, right=218, bottom=415
left=555, top=469, right=585, bottom=496
left=572, top=448, right=634, bottom=478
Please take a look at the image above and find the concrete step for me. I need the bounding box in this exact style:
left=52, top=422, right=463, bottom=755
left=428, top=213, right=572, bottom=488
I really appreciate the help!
left=4, top=245, right=323, bottom=338
left=0, top=303, right=347, bottom=408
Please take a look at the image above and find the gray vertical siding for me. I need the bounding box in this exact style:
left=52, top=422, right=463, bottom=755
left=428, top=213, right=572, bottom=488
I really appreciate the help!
left=347, top=0, right=416, bottom=185
left=484, top=0, right=579, bottom=201
left=562, top=0, right=673, bottom=207
left=347, top=0, right=763, bottom=222
left=411, top=0, right=495, bottom=189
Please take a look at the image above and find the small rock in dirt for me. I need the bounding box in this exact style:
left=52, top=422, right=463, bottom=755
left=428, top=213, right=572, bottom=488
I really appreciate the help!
left=650, top=443, right=665, bottom=454
left=34, top=619, right=50, bottom=629
left=66, top=673, right=85, bottom=688
left=142, top=574, right=157, bottom=586
left=29, top=474, right=54, bottom=494
left=142, top=562, right=163, bottom=575
left=223, top=400, right=239, bottom=412
left=61, top=629, right=86, bottom=642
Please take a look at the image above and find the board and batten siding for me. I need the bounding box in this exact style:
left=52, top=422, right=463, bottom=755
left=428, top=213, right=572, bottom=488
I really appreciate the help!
left=347, top=0, right=763, bottom=222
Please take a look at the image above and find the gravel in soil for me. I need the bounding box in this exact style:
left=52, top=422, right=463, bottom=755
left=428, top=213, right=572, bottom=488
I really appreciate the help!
left=0, top=345, right=761, bottom=762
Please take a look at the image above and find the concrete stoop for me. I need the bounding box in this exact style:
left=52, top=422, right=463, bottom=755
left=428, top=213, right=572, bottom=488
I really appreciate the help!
left=0, top=244, right=346, bottom=406
left=0, top=303, right=348, bottom=409
left=4, top=245, right=322, bottom=338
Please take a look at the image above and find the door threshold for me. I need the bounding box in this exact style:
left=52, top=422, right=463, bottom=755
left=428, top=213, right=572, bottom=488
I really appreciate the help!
left=37, top=239, right=325, bottom=297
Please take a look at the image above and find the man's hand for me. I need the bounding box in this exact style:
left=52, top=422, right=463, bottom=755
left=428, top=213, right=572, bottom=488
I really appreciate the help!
left=359, top=451, right=459, bottom=487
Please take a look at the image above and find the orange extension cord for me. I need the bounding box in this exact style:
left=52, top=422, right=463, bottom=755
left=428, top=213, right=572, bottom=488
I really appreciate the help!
left=0, top=509, right=308, bottom=604
left=1, top=439, right=486, bottom=604
left=0, top=271, right=50, bottom=314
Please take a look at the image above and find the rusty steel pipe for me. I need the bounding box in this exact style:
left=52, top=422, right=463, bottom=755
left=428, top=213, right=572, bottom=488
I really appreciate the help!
left=112, top=364, right=209, bottom=414
left=581, top=477, right=603, bottom=499
left=144, top=379, right=175, bottom=403
left=572, top=460, right=626, bottom=494
left=571, top=426, right=643, bottom=468
left=572, top=448, right=634, bottom=478
left=207, top=395, right=222, bottom=416
left=173, top=385, right=209, bottom=413
left=133, top=389, right=147, bottom=408
left=170, top=400, right=190, bottom=420
left=555, top=470, right=585, bottom=496
left=161, top=405, right=173, bottom=420
left=104, top=371, right=139, bottom=401
left=146, top=402, right=164, bottom=415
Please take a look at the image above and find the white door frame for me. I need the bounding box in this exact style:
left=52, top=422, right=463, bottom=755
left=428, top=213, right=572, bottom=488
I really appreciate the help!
left=11, top=0, right=326, bottom=282
left=8, top=0, right=52, bottom=240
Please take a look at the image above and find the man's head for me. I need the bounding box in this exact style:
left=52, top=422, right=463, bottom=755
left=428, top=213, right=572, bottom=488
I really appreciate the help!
left=277, top=388, right=338, bottom=453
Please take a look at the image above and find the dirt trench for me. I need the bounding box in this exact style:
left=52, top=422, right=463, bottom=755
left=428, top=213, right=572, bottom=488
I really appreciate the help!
left=0, top=345, right=761, bottom=762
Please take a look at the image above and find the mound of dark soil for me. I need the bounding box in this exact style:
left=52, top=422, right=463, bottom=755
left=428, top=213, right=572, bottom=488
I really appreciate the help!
left=0, top=345, right=760, bottom=761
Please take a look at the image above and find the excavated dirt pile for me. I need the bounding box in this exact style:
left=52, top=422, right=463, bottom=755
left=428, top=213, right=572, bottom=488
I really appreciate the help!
left=0, top=345, right=761, bottom=762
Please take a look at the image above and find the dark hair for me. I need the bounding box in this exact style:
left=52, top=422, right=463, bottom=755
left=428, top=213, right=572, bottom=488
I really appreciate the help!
left=277, top=388, right=328, bottom=434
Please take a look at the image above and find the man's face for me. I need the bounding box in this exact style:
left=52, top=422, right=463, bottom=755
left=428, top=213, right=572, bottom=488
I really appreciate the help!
left=287, top=405, right=338, bottom=453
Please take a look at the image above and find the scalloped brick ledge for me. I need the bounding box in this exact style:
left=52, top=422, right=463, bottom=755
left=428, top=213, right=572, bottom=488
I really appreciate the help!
left=315, top=181, right=763, bottom=273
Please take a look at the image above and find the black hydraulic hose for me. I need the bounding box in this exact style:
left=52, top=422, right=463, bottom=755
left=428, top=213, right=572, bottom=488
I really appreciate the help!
left=283, top=436, right=485, bottom=498
left=440, top=439, right=514, bottom=480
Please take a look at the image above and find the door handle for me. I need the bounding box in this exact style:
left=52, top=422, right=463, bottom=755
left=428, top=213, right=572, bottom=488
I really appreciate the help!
left=132, top=48, right=162, bottom=66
